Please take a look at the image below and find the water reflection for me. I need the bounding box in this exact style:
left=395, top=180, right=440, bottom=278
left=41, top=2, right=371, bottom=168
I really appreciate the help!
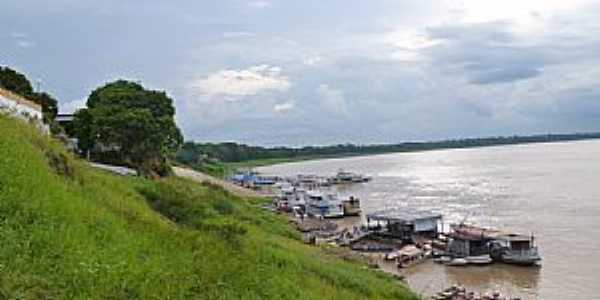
left=259, top=141, right=600, bottom=299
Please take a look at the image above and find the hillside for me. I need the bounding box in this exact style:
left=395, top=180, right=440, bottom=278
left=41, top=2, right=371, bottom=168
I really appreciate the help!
left=0, top=114, right=418, bottom=299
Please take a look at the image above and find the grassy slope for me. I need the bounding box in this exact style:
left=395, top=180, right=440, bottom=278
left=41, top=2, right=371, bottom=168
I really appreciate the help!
left=0, top=115, right=418, bottom=300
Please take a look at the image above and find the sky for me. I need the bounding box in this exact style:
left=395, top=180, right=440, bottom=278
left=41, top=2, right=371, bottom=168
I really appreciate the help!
left=2, top=0, right=600, bottom=146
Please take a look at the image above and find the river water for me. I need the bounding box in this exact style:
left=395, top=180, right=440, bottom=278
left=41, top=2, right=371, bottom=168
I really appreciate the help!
left=258, top=140, right=600, bottom=299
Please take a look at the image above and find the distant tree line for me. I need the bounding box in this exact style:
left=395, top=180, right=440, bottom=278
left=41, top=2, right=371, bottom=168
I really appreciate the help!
left=178, top=133, right=600, bottom=164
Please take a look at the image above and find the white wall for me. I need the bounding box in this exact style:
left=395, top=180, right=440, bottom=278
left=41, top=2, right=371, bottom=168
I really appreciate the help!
left=0, top=92, right=48, bottom=134
left=0, top=94, right=42, bottom=121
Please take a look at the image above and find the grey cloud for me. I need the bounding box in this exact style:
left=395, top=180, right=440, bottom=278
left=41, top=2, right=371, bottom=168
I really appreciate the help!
left=470, top=67, right=542, bottom=85
left=424, top=22, right=549, bottom=85
left=3, top=1, right=600, bottom=145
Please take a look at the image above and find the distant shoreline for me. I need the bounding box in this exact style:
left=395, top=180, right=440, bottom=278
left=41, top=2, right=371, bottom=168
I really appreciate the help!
left=229, top=134, right=600, bottom=169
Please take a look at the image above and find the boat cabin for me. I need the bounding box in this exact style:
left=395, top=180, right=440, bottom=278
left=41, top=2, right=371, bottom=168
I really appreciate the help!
left=446, top=224, right=499, bottom=257
left=366, top=209, right=442, bottom=241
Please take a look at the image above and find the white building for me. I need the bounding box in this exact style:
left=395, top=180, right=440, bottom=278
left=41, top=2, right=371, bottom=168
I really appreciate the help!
left=0, top=88, right=47, bottom=133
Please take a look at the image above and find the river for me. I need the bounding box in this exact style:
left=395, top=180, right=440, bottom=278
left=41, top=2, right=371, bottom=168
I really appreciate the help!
left=257, top=140, right=600, bottom=299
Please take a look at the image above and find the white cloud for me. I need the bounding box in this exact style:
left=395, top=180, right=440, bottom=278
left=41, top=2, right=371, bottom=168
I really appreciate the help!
left=316, top=84, right=348, bottom=115
left=248, top=1, right=270, bottom=9
left=303, top=54, right=323, bottom=66
left=222, top=31, right=256, bottom=39
left=10, top=32, right=28, bottom=39
left=15, top=40, right=35, bottom=48
left=9, top=32, right=35, bottom=48
left=60, top=99, right=86, bottom=114
left=274, top=100, right=295, bottom=113
left=193, top=65, right=291, bottom=99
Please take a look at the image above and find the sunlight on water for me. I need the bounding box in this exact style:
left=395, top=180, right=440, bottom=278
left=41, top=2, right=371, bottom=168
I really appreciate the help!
left=259, top=141, right=600, bottom=299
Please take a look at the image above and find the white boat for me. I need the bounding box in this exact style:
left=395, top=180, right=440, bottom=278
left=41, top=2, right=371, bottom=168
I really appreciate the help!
left=490, top=234, right=541, bottom=266
left=276, top=184, right=306, bottom=211
left=396, top=245, right=427, bottom=268
left=329, top=169, right=371, bottom=184
left=306, top=191, right=344, bottom=218
left=342, top=196, right=362, bottom=216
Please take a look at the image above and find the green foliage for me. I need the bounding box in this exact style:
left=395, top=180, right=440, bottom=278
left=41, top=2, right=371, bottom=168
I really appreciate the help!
left=0, top=115, right=419, bottom=299
left=74, top=80, right=183, bottom=177
left=0, top=66, right=34, bottom=96
left=175, top=142, right=231, bottom=177
left=179, top=133, right=600, bottom=168
left=30, top=91, right=58, bottom=122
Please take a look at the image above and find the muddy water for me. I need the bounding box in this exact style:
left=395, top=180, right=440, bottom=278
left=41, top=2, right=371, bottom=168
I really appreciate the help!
left=258, top=140, right=600, bottom=299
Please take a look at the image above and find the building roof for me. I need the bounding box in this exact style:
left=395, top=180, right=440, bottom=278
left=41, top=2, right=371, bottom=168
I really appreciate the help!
left=56, top=114, right=74, bottom=122
left=366, top=208, right=442, bottom=223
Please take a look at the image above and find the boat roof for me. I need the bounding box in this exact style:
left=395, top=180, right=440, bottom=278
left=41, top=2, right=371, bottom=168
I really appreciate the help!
left=396, top=245, right=423, bottom=257
left=495, top=233, right=532, bottom=242
left=367, top=208, right=442, bottom=223
left=306, top=190, right=324, bottom=197
left=450, top=224, right=532, bottom=241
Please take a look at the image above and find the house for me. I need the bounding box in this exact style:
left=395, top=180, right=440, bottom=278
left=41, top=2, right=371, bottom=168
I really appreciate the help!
left=0, top=88, right=47, bottom=133
left=0, top=88, right=43, bottom=121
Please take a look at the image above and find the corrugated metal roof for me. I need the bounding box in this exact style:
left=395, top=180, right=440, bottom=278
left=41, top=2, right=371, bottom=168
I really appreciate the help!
left=366, top=208, right=442, bottom=223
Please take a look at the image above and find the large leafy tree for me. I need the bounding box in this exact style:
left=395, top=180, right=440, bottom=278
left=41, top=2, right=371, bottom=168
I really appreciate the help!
left=74, top=80, right=183, bottom=177
left=0, top=66, right=58, bottom=121
left=30, top=92, right=58, bottom=121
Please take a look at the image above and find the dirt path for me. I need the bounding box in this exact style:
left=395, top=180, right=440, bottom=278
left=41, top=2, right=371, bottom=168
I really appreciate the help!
left=173, top=167, right=262, bottom=198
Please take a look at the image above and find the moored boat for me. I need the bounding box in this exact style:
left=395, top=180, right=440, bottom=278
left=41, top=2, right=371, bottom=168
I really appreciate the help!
left=328, top=169, right=371, bottom=184
left=395, top=245, right=427, bottom=268
left=342, top=196, right=362, bottom=216
left=306, top=190, right=344, bottom=218
left=490, top=234, right=541, bottom=266
left=465, top=254, right=493, bottom=265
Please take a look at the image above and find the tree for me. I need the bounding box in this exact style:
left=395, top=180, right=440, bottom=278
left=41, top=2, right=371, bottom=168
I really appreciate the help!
left=74, top=80, right=183, bottom=177
left=31, top=92, right=58, bottom=122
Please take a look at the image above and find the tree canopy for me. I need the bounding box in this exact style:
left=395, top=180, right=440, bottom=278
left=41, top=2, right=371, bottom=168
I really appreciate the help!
left=74, top=80, right=183, bottom=177
left=178, top=132, right=600, bottom=165
left=0, top=66, right=34, bottom=96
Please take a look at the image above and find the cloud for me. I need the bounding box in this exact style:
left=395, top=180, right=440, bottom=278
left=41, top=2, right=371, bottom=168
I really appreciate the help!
left=60, top=99, right=86, bottom=114
left=303, top=54, right=323, bottom=66
left=423, top=21, right=550, bottom=85
left=15, top=40, right=36, bottom=48
left=222, top=31, right=256, bottom=39
left=9, top=32, right=35, bottom=48
left=274, top=100, right=295, bottom=113
left=470, top=67, right=542, bottom=85
left=316, top=84, right=348, bottom=115
left=193, top=65, right=291, bottom=99
left=248, top=1, right=270, bottom=9
left=10, top=32, right=28, bottom=39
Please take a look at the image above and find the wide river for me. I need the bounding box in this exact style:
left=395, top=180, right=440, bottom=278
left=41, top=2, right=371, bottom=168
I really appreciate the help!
left=258, top=140, right=600, bottom=299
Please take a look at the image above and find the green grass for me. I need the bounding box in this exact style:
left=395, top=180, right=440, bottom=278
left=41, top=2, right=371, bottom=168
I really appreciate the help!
left=0, top=114, right=419, bottom=299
